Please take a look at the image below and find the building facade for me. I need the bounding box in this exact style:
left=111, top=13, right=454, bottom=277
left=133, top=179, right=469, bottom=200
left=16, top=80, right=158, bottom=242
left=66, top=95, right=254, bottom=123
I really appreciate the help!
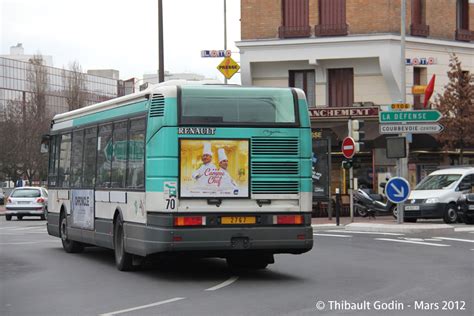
left=0, top=56, right=124, bottom=120
left=237, top=0, right=474, bottom=199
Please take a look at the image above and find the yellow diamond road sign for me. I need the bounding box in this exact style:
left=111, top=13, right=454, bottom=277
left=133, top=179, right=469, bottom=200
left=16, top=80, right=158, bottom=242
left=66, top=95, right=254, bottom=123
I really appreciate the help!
left=217, top=57, right=240, bottom=79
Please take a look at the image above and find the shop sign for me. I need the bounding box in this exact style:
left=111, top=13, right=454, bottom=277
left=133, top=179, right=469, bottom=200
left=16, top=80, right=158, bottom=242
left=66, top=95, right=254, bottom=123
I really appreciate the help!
left=309, top=107, right=379, bottom=120
left=405, top=57, right=436, bottom=65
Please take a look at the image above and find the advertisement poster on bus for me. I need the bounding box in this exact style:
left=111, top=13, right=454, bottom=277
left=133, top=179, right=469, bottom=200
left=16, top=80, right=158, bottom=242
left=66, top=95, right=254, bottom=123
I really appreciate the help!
left=71, top=189, right=94, bottom=230
left=179, top=139, right=249, bottom=198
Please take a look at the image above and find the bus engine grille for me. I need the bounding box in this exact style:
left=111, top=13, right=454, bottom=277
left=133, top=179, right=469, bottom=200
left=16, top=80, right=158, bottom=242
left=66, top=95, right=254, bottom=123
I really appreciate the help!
left=149, top=94, right=165, bottom=117
left=251, top=161, right=299, bottom=175
left=251, top=180, right=299, bottom=195
left=251, top=137, right=299, bottom=156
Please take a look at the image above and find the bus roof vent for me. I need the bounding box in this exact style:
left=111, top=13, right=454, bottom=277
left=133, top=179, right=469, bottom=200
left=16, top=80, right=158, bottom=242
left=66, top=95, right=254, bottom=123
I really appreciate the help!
left=150, top=93, right=165, bottom=117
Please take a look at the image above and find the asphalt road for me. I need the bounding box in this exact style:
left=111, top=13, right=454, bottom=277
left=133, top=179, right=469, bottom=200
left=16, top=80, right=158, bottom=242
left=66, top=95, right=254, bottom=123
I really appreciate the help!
left=1, top=217, right=473, bottom=316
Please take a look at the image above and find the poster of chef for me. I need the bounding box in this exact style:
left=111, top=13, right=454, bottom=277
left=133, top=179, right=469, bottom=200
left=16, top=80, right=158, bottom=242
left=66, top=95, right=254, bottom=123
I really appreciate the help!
left=180, top=139, right=249, bottom=198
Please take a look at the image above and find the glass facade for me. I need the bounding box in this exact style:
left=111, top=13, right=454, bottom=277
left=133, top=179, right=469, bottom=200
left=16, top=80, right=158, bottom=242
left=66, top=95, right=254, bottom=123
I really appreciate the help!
left=0, top=57, right=123, bottom=120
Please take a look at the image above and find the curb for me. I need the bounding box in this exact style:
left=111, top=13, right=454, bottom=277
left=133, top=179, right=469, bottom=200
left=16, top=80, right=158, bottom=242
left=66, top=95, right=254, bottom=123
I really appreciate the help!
left=311, top=224, right=345, bottom=231
left=344, top=223, right=455, bottom=234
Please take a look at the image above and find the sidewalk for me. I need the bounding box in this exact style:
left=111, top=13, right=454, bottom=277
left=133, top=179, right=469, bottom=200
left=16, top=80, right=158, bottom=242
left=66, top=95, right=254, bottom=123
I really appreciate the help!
left=311, top=216, right=473, bottom=233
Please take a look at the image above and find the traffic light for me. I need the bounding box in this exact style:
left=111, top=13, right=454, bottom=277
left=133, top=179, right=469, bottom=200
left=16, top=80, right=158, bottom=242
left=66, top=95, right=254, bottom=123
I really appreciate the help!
left=342, top=159, right=353, bottom=169
left=348, top=119, right=365, bottom=153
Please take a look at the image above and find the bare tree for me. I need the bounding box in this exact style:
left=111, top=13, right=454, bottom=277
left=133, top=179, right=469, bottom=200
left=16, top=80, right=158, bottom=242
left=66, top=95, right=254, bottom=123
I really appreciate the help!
left=433, top=53, right=474, bottom=163
left=63, top=61, right=86, bottom=111
left=1, top=55, right=50, bottom=184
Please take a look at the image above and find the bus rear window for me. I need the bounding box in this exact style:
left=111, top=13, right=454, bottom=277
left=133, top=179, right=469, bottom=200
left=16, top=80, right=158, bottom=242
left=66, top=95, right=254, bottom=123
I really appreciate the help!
left=179, top=86, right=298, bottom=126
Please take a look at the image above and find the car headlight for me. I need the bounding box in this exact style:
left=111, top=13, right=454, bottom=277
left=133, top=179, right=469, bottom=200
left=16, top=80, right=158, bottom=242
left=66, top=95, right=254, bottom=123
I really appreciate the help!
left=425, top=198, right=439, bottom=204
left=458, top=194, right=467, bottom=202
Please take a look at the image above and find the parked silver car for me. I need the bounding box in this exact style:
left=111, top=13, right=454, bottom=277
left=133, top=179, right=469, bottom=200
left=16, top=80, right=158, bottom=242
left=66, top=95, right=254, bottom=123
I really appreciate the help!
left=5, top=187, right=48, bottom=220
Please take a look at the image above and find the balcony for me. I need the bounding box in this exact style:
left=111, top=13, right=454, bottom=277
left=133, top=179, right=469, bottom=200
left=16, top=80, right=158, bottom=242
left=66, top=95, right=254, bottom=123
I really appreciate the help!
left=410, top=24, right=430, bottom=37
left=314, top=24, right=348, bottom=37
left=455, top=29, right=474, bottom=42
left=278, top=26, right=311, bottom=39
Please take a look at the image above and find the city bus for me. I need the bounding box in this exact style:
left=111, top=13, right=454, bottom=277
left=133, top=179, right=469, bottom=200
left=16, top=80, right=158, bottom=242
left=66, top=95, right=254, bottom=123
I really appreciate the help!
left=45, top=81, right=313, bottom=271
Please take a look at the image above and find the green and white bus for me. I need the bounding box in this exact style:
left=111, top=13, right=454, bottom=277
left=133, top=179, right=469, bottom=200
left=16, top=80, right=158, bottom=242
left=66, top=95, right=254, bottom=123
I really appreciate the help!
left=45, top=81, right=313, bottom=270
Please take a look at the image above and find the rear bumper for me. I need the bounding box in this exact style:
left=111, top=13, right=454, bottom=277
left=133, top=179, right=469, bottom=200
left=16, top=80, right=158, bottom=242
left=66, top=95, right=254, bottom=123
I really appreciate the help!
left=403, top=203, right=445, bottom=219
left=126, top=224, right=313, bottom=256
left=6, top=206, right=45, bottom=215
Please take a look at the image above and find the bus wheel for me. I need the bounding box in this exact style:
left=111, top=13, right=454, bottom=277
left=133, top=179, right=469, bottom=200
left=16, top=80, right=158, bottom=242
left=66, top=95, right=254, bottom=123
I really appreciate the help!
left=60, top=213, right=83, bottom=253
left=114, top=216, right=133, bottom=271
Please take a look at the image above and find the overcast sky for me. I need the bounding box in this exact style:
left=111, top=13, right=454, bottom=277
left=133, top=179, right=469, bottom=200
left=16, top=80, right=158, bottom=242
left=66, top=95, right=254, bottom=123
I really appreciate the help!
left=1, top=0, right=241, bottom=83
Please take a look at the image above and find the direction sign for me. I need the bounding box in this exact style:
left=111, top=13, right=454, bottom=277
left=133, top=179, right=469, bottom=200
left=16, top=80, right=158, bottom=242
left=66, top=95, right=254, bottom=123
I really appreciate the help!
left=342, top=137, right=356, bottom=159
left=380, top=123, right=444, bottom=134
left=386, top=177, right=411, bottom=203
left=379, top=110, right=442, bottom=123
left=391, top=103, right=410, bottom=110
left=412, top=85, right=427, bottom=95
left=201, top=50, right=232, bottom=58
left=217, top=57, right=240, bottom=79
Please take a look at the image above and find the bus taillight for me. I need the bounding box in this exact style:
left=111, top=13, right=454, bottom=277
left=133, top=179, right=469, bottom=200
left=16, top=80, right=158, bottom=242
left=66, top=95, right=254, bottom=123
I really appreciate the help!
left=174, top=216, right=206, bottom=227
left=274, top=215, right=303, bottom=225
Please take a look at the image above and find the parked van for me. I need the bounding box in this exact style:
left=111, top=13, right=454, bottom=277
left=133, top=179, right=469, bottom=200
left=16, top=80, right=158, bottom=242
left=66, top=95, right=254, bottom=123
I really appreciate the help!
left=403, top=167, right=474, bottom=223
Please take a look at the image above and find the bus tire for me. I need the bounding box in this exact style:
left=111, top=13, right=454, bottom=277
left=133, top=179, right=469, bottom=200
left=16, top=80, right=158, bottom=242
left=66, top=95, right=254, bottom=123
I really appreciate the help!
left=60, top=212, right=84, bottom=253
left=114, top=215, right=133, bottom=271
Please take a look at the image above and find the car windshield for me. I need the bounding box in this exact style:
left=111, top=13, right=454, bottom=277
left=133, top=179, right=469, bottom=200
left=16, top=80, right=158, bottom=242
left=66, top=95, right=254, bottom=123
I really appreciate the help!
left=415, top=174, right=462, bottom=190
left=11, top=189, right=41, bottom=198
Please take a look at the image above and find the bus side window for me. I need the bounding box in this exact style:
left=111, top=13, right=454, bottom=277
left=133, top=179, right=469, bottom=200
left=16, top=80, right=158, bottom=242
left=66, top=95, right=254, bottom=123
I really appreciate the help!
left=111, top=121, right=128, bottom=188
left=127, top=118, right=145, bottom=189
left=71, top=130, right=84, bottom=188
left=48, top=135, right=60, bottom=187
left=96, top=124, right=113, bottom=188
left=58, top=133, right=71, bottom=188
left=83, top=127, right=97, bottom=188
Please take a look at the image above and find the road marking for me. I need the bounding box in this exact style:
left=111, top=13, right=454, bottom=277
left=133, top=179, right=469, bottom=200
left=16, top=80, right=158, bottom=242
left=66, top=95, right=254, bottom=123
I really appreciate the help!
left=432, top=237, right=474, bottom=243
left=0, top=240, right=58, bottom=245
left=313, top=233, right=352, bottom=238
left=327, top=230, right=404, bottom=236
left=375, top=238, right=450, bottom=247
left=205, top=276, right=239, bottom=291
left=100, top=297, right=186, bottom=316
left=0, top=226, right=21, bottom=230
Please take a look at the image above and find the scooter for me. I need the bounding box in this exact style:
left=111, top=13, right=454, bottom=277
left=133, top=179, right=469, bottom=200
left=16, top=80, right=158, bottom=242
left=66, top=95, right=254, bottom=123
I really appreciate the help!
left=353, top=183, right=398, bottom=218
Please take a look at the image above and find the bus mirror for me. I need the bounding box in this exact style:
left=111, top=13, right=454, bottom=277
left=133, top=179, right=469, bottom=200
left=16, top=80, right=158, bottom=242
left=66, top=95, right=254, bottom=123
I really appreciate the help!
left=40, top=135, right=50, bottom=154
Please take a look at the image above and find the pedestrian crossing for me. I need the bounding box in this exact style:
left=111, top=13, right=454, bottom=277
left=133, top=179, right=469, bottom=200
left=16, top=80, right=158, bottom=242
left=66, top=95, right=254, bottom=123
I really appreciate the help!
left=313, top=228, right=474, bottom=250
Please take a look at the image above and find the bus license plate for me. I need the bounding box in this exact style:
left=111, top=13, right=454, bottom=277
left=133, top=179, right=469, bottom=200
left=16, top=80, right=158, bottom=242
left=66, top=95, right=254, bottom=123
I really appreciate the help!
left=405, top=205, right=420, bottom=211
left=221, top=216, right=256, bottom=225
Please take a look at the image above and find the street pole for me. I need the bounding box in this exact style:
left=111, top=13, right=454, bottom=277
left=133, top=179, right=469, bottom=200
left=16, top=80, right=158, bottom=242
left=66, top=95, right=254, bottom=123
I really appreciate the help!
left=158, top=0, right=164, bottom=83
left=348, top=119, right=354, bottom=223
left=397, top=0, right=407, bottom=224
left=224, top=0, right=228, bottom=85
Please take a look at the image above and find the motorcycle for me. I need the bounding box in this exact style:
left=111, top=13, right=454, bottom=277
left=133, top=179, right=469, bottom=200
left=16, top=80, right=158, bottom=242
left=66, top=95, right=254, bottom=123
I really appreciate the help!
left=353, top=183, right=398, bottom=218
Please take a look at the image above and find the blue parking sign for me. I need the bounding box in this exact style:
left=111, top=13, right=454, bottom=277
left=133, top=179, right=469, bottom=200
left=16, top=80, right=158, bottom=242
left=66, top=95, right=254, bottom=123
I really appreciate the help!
left=386, top=177, right=411, bottom=203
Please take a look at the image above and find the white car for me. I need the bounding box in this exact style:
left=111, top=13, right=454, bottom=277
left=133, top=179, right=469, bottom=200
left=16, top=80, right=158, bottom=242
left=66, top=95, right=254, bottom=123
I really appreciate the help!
left=403, top=167, right=474, bottom=223
left=5, top=187, right=48, bottom=221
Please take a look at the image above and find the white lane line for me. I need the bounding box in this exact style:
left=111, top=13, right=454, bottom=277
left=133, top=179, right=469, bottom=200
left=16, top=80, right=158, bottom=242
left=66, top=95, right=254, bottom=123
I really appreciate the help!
left=7, top=226, right=45, bottom=231
left=0, top=240, right=58, bottom=245
left=326, top=230, right=404, bottom=236
left=205, top=276, right=239, bottom=291
left=313, top=233, right=352, bottom=238
left=432, top=237, right=474, bottom=243
left=375, top=238, right=450, bottom=247
left=99, top=297, right=186, bottom=316
left=0, top=226, right=21, bottom=230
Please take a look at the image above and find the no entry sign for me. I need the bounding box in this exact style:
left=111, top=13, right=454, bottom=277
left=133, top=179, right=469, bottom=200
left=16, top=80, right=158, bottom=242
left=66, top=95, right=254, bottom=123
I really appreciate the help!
left=342, top=137, right=356, bottom=159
